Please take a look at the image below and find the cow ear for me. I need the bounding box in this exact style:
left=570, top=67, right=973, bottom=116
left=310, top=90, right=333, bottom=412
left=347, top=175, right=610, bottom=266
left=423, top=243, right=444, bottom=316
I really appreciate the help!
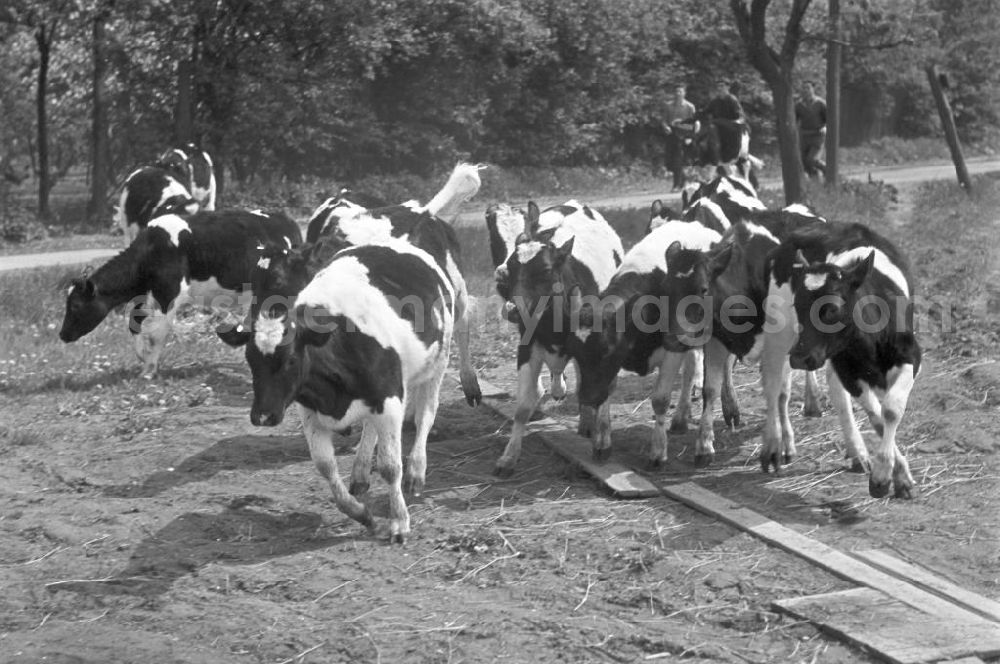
left=846, top=251, right=875, bottom=290
left=294, top=305, right=337, bottom=347
left=709, top=243, right=734, bottom=279
left=554, top=237, right=575, bottom=264
left=665, top=240, right=684, bottom=266
left=73, top=278, right=96, bottom=298
left=793, top=249, right=810, bottom=268
left=525, top=201, right=540, bottom=238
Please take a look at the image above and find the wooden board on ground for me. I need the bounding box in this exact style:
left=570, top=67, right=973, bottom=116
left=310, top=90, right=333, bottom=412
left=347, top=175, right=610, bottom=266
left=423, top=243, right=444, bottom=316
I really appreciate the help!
left=469, top=376, right=660, bottom=498
left=853, top=549, right=1000, bottom=624
left=526, top=429, right=660, bottom=499
left=657, top=481, right=1000, bottom=627
left=775, top=587, right=1000, bottom=663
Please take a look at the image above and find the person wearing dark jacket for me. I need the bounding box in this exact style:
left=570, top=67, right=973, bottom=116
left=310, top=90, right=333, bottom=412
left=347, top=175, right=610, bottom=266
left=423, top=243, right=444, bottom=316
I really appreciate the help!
left=663, top=84, right=698, bottom=190
left=796, top=81, right=828, bottom=178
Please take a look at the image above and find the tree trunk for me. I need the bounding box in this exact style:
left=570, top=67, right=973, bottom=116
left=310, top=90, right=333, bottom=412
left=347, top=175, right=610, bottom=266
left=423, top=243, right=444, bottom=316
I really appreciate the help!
left=773, top=77, right=803, bottom=204
left=174, top=58, right=194, bottom=144
left=825, top=0, right=841, bottom=187
left=926, top=64, right=972, bottom=192
left=729, top=0, right=811, bottom=205
left=87, top=7, right=111, bottom=226
left=35, top=23, right=52, bottom=220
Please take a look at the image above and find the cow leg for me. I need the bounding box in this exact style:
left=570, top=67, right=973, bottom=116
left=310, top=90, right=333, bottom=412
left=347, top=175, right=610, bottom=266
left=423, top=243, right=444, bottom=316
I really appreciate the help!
left=451, top=275, right=482, bottom=406
left=591, top=393, right=613, bottom=462
left=134, top=295, right=179, bottom=378
left=405, top=371, right=445, bottom=497
left=686, top=348, right=704, bottom=404
left=648, top=351, right=686, bottom=468
left=371, top=397, right=409, bottom=543
left=720, top=352, right=740, bottom=428
left=759, top=349, right=794, bottom=474
left=299, top=405, right=373, bottom=532
left=802, top=370, right=823, bottom=417
left=671, top=351, right=695, bottom=433
left=696, top=338, right=728, bottom=466
left=857, top=385, right=885, bottom=438
left=349, top=422, right=377, bottom=497
left=549, top=368, right=567, bottom=400
left=495, top=345, right=544, bottom=477
left=870, top=364, right=916, bottom=500
left=826, top=365, right=870, bottom=473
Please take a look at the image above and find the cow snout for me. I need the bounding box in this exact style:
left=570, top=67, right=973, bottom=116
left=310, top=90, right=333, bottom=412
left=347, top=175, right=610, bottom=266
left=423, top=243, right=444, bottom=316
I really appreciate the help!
left=58, top=325, right=80, bottom=343
left=250, top=407, right=283, bottom=427
left=503, top=301, right=521, bottom=324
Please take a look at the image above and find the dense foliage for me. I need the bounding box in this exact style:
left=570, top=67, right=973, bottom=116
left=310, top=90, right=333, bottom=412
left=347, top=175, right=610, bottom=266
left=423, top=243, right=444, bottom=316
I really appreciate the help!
left=0, top=0, right=997, bottom=196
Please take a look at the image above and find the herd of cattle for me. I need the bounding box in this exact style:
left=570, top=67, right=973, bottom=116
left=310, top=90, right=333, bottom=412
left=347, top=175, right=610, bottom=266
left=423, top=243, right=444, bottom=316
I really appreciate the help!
left=56, top=146, right=921, bottom=543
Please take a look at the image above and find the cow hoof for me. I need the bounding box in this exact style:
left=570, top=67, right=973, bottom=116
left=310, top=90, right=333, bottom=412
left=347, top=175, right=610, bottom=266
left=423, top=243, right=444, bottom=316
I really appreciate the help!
left=868, top=477, right=891, bottom=499
left=647, top=457, right=667, bottom=470
left=577, top=423, right=593, bottom=438
left=760, top=452, right=780, bottom=474
left=358, top=509, right=375, bottom=531
left=669, top=419, right=688, bottom=433
left=592, top=446, right=612, bottom=463
left=404, top=476, right=424, bottom=497
left=724, top=412, right=741, bottom=429
left=464, top=389, right=482, bottom=407
left=694, top=453, right=714, bottom=468
left=803, top=406, right=823, bottom=418
left=848, top=459, right=867, bottom=474
left=893, top=482, right=914, bottom=500
left=493, top=464, right=515, bottom=479
left=349, top=480, right=369, bottom=497
left=783, top=453, right=793, bottom=465
left=389, top=532, right=406, bottom=545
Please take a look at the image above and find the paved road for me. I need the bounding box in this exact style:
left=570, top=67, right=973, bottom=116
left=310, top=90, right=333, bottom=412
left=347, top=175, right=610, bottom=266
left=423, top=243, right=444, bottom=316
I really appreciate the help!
left=3, top=156, right=998, bottom=273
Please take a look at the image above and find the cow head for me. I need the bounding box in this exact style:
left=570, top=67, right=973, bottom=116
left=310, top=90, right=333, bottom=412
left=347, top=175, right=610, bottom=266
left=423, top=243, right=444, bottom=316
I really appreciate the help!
left=567, top=293, right=630, bottom=407
left=659, top=241, right=713, bottom=347
left=502, top=203, right=576, bottom=327
left=485, top=203, right=525, bottom=269
left=155, top=148, right=193, bottom=185
left=647, top=199, right=682, bottom=235
left=247, top=303, right=338, bottom=427
left=788, top=250, right=875, bottom=371
left=59, top=276, right=109, bottom=342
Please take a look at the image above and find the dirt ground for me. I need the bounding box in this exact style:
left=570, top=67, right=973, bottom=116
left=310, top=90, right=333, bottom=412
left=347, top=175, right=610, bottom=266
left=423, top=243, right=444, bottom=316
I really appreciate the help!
left=1, top=179, right=999, bottom=664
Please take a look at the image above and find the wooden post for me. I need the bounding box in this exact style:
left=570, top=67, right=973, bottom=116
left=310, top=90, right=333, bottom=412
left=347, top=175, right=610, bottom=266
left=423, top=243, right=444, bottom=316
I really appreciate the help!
left=926, top=64, right=972, bottom=191
left=825, top=0, right=841, bottom=187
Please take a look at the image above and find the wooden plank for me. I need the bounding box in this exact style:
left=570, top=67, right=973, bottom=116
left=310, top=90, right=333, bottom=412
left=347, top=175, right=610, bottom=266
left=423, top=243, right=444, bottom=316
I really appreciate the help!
left=467, top=375, right=660, bottom=498
left=775, top=587, right=1000, bottom=663
left=657, top=481, right=999, bottom=625
left=853, top=549, right=1000, bottom=625
left=529, top=429, right=660, bottom=498
left=939, top=658, right=986, bottom=664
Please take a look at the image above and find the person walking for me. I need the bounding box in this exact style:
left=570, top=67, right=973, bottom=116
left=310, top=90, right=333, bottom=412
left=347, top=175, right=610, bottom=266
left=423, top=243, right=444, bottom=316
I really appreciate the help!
left=796, top=80, right=828, bottom=179
left=663, top=84, right=697, bottom=190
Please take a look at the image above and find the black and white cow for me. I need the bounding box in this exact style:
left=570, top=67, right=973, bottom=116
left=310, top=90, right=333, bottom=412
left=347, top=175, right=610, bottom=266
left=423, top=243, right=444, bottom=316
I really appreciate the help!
left=568, top=219, right=741, bottom=467
left=304, top=189, right=390, bottom=243
left=60, top=209, right=301, bottom=376
left=220, top=164, right=483, bottom=407
left=304, top=163, right=482, bottom=244
left=694, top=210, right=824, bottom=471
left=770, top=222, right=921, bottom=498
left=494, top=200, right=624, bottom=476
left=114, top=166, right=199, bottom=246
left=155, top=143, right=217, bottom=211
left=238, top=239, right=456, bottom=543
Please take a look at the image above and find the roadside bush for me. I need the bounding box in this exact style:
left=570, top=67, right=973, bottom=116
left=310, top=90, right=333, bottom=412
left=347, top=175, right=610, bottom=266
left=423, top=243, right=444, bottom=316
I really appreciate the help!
left=0, top=199, right=49, bottom=245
